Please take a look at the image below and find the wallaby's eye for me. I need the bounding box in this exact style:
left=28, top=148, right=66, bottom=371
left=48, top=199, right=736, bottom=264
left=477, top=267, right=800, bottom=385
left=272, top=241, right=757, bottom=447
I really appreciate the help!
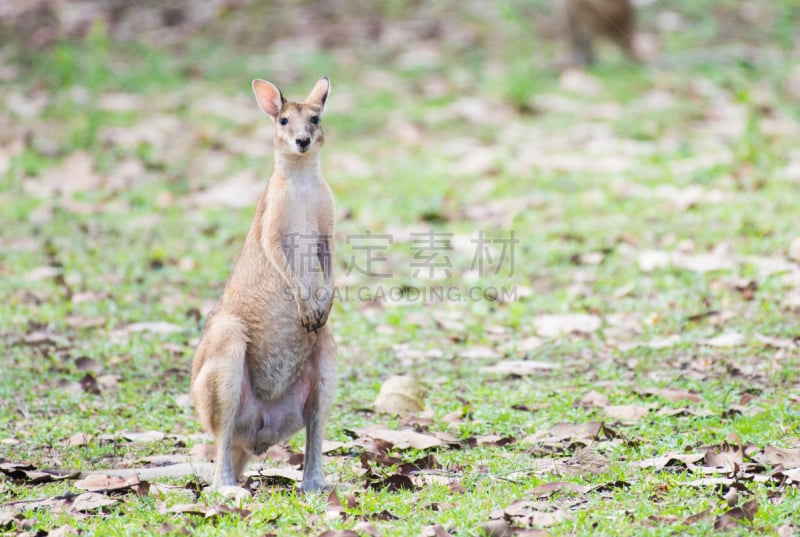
left=279, top=117, right=288, bottom=125
left=310, top=116, right=319, bottom=125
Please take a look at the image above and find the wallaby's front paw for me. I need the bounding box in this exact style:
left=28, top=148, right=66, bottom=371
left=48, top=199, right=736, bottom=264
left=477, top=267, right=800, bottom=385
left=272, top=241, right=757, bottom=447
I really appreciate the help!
left=297, top=302, right=315, bottom=332
left=314, top=299, right=332, bottom=329
left=298, top=301, right=327, bottom=333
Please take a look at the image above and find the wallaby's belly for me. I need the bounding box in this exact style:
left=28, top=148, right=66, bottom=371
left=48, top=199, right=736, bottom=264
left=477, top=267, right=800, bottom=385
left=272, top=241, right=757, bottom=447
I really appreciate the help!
left=222, top=214, right=327, bottom=402
left=234, top=352, right=311, bottom=454
left=246, top=328, right=316, bottom=402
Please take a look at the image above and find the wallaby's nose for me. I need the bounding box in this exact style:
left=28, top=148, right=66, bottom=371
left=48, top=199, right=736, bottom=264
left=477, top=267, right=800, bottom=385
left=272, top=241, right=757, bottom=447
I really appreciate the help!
left=296, top=137, right=311, bottom=148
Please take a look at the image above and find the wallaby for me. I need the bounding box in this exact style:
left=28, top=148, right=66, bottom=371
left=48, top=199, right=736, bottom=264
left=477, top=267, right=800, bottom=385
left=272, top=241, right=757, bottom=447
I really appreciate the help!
left=559, top=0, right=639, bottom=67
left=191, top=76, right=336, bottom=492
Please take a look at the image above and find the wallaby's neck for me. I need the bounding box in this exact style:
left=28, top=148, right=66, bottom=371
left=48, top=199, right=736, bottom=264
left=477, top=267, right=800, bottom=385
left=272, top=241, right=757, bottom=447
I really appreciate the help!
left=274, top=152, right=321, bottom=184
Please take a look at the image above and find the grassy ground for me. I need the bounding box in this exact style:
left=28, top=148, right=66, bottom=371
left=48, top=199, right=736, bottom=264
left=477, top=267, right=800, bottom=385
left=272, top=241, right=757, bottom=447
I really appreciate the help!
left=1, top=1, right=799, bottom=535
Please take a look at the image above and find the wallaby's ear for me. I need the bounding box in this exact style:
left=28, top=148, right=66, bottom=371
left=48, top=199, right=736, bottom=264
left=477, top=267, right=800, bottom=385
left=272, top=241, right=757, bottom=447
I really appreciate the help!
left=252, top=79, right=283, bottom=120
left=305, top=76, right=330, bottom=111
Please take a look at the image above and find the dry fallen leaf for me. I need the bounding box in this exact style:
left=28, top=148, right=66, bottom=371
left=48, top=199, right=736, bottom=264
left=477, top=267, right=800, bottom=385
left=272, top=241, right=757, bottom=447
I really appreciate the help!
left=374, top=375, right=424, bottom=416
left=782, top=292, right=800, bottom=311
left=754, top=333, right=798, bottom=349
left=702, top=443, right=744, bottom=472
left=74, top=356, right=102, bottom=373
left=203, top=504, right=251, bottom=520
left=121, top=431, right=167, bottom=443
left=247, top=467, right=304, bottom=484
left=683, top=509, right=712, bottom=525
left=479, top=519, right=514, bottom=537
left=702, top=332, right=747, bottom=347
left=680, top=477, right=735, bottom=488
left=475, top=435, right=515, bottom=447
left=789, top=237, right=800, bottom=263
left=757, top=445, right=800, bottom=467
left=780, top=468, right=800, bottom=482
left=457, top=345, right=502, bottom=360
left=577, top=390, right=610, bottom=408
left=633, top=452, right=705, bottom=470
left=638, top=250, right=672, bottom=272
left=68, top=492, right=118, bottom=513
left=25, top=266, right=62, bottom=281
left=714, top=499, right=758, bottom=530
left=530, top=481, right=589, bottom=498
left=367, top=473, right=417, bottom=492
left=560, top=69, right=603, bottom=96
left=492, top=499, right=572, bottom=528
left=352, top=426, right=444, bottom=450
left=639, top=387, right=702, bottom=403
left=123, top=322, right=183, bottom=335
left=72, top=291, right=111, bottom=304
left=533, top=314, right=601, bottom=338
left=63, top=433, right=92, bottom=447
left=723, top=487, right=739, bottom=507
left=638, top=250, right=736, bottom=273
left=481, top=360, right=560, bottom=376
left=0, top=462, right=80, bottom=485
left=515, top=336, right=545, bottom=353
left=353, top=521, right=381, bottom=537
left=603, top=404, right=656, bottom=424
left=190, top=169, right=263, bottom=208
left=168, top=503, right=213, bottom=516
left=421, top=525, right=454, bottom=537
left=656, top=407, right=713, bottom=418
left=675, top=253, right=736, bottom=273
left=643, top=514, right=679, bottom=526
left=66, top=315, right=107, bottom=329
left=616, top=335, right=681, bottom=351
left=156, top=522, right=192, bottom=536
left=35, top=151, right=105, bottom=196
left=47, top=525, right=78, bottom=537
left=190, top=443, right=216, bottom=461
left=523, top=421, right=616, bottom=446
left=74, top=474, right=148, bottom=495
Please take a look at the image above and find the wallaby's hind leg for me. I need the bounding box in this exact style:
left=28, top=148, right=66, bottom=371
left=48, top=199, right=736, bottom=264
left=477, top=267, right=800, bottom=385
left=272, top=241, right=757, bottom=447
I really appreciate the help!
left=232, top=446, right=250, bottom=482
left=190, top=314, right=248, bottom=488
left=301, top=325, right=337, bottom=492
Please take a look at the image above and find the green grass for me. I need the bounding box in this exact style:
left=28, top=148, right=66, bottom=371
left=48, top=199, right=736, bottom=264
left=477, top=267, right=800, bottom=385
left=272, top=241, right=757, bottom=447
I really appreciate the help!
left=2, top=1, right=800, bottom=535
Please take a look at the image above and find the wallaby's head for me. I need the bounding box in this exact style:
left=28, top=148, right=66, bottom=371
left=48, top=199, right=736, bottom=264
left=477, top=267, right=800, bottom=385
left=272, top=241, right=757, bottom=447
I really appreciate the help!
left=252, top=76, right=330, bottom=157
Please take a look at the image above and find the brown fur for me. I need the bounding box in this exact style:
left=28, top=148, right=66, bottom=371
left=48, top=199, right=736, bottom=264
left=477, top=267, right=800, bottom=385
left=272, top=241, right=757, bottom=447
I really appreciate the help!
left=559, top=0, right=639, bottom=66
left=190, top=77, right=336, bottom=492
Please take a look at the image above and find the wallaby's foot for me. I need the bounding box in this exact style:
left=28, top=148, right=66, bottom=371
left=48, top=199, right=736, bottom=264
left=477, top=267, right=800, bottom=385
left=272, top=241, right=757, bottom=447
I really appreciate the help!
left=214, top=473, right=238, bottom=488
left=300, top=477, right=329, bottom=493
left=213, top=454, right=241, bottom=489
left=214, top=442, right=247, bottom=488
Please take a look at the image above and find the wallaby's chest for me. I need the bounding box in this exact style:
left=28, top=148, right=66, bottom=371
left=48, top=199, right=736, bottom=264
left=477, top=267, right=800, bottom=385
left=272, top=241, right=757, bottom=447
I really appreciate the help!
left=284, top=182, right=325, bottom=233
left=265, top=177, right=332, bottom=290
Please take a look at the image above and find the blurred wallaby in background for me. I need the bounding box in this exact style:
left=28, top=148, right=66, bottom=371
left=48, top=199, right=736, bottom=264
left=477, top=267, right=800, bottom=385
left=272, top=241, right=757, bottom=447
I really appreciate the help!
left=558, top=0, right=640, bottom=66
